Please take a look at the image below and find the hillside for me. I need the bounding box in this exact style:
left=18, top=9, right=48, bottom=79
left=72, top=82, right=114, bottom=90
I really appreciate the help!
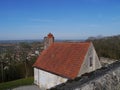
left=87, top=35, right=120, bottom=60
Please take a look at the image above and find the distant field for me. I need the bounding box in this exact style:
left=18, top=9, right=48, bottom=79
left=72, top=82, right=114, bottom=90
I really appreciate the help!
left=0, top=77, right=34, bottom=90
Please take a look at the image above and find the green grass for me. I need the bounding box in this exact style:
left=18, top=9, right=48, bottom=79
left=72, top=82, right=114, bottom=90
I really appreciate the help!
left=0, top=77, right=34, bottom=90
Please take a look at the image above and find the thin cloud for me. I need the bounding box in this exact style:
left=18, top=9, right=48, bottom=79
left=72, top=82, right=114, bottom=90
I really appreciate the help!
left=111, top=16, right=120, bottom=21
left=54, top=33, right=90, bottom=39
left=97, top=13, right=103, bottom=19
left=86, top=24, right=100, bottom=28
left=30, top=18, right=55, bottom=23
left=79, top=23, right=100, bottom=28
left=110, top=22, right=120, bottom=25
left=83, top=0, right=102, bottom=2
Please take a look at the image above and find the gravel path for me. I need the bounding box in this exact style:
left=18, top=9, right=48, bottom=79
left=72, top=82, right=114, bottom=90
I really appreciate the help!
left=12, top=85, right=40, bottom=90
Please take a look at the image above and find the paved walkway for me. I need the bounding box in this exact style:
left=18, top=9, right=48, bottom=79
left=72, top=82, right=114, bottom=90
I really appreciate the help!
left=12, top=85, right=40, bottom=90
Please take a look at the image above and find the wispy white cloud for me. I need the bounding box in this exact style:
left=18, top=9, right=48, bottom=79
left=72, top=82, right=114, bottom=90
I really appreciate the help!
left=97, top=13, right=103, bottom=19
left=110, top=22, right=120, bottom=26
left=86, top=24, right=100, bottom=28
left=79, top=23, right=100, bottom=28
left=111, top=16, right=120, bottom=21
left=54, top=32, right=91, bottom=39
left=30, top=18, right=55, bottom=23
left=83, top=0, right=103, bottom=2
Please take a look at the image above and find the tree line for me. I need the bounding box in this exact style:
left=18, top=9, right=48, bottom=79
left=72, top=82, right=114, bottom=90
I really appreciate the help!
left=87, top=35, right=120, bottom=60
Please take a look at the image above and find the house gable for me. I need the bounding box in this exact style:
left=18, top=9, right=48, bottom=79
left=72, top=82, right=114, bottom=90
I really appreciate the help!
left=77, top=43, right=101, bottom=77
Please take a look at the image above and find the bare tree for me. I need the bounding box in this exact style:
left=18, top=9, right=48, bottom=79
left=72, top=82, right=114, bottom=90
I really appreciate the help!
left=0, top=55, right=4, bottom=82
left=19, top=42, right=31, bottom=78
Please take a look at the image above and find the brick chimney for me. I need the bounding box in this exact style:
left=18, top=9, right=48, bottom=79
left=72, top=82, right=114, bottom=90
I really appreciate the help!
left=44, top=33, right=54, bottom=49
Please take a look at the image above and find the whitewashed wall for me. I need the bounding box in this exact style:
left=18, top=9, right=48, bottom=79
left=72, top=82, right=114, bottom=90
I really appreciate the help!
left=34, top=68, right=68, bottom=89
left=34, top=68, right=39, bottom=85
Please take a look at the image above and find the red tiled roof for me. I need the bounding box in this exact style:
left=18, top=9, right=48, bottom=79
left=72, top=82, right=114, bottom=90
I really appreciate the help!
left=33, top=42, right=91, bottom=79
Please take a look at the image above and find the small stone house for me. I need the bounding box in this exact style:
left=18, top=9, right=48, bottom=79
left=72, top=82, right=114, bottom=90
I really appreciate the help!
left=33, top=33, right=102, bottom=89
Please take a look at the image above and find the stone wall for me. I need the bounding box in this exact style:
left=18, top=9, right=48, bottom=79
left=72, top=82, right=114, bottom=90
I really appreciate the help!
left=50, top=61, right=120, bottom=90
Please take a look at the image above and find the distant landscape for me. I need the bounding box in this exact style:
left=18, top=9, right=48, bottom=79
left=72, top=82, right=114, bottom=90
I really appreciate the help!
left=0, top=41, right=43, bottom=83
left=0, top=34, right=120, bottom=84
left=0, top=40, right=43, bottom=44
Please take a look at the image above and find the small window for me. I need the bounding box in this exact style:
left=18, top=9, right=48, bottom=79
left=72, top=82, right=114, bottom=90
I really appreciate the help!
left=90, top=57, right=93, bottom=67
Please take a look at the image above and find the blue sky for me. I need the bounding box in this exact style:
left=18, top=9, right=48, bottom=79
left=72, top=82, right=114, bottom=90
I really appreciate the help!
left=0, top=0, right=120, bottom=40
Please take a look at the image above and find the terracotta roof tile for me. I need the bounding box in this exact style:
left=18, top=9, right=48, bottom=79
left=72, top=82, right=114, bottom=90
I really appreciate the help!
left=33, top=42, right=91, bottom=79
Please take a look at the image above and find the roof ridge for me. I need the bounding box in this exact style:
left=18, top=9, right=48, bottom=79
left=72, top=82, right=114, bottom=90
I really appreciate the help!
left=53, top=42, right=91, bottom=44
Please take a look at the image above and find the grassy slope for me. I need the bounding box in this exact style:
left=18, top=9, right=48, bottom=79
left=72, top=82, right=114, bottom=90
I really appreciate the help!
left=0, top=77, right=34, bottom=90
